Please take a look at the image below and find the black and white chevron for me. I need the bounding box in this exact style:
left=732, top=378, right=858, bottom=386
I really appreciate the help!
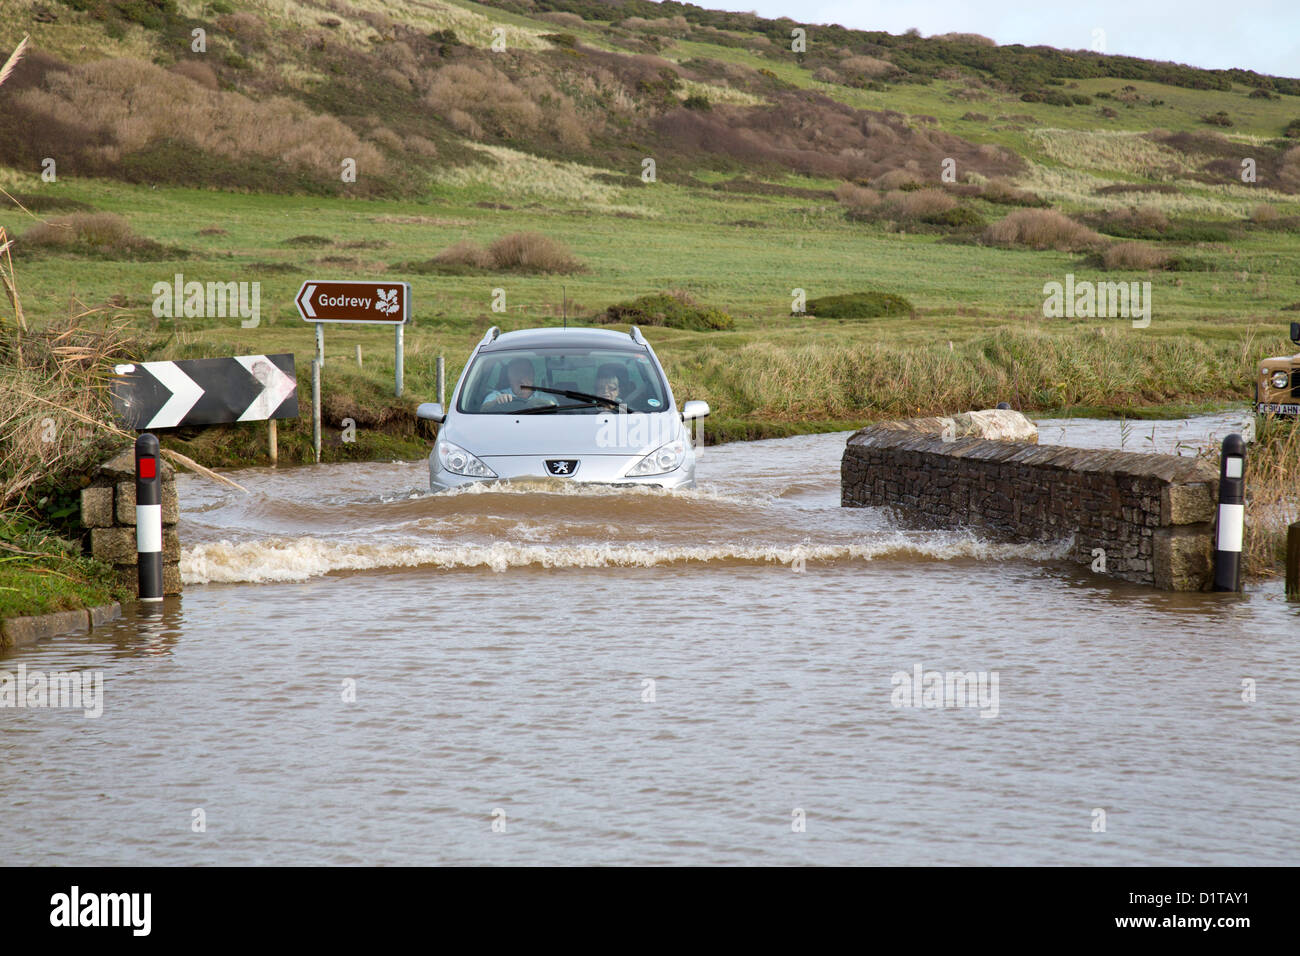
left=111, top=354, right=299, bottom=430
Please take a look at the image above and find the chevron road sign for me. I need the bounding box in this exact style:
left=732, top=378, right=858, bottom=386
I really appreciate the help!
left=111, top=354, right=299, bottom=430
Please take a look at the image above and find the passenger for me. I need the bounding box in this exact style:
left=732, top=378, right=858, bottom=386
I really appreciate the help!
left=481, top=357, right=556, bottom=410
left=594, top=363, right=630, bottom=409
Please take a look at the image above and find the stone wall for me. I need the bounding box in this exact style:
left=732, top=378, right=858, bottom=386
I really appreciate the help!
left=841, top=412, right=1218, bottom=590
left=80, top=446, right=182, bottom=596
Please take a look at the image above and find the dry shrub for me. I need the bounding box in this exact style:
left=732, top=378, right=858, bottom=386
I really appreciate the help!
left=0, top=314, right=135, bottom=508
left=408, top=135, right=438, bottom=158
left=631, top=91, right=1030, bottom=183
left=10, top=58, right=386, bottom=179
left=430, top=232, right=584, bottom=274
left=1102, top=242, right=1171, bottom=270
left=540, top=11, right=586, bottom=29
left=872, top=168, right=923, bottom=190
left=1105, top=205, right=1170, bottom=233
left=369, top=127, right=404, bottom=151
left=839, top=55, right=893, bottom=77
left=214, top=12, right=265, bottom=43
left=620, top=16, right=689, bottom=34
left=20, top=213, right=169, bottom=258
left=1281, top=145, right=1300, bottom=191
left=425, top=62, right=589, bottom=148
left=982, top=209, right=1104, bottom=251
left=432, top=239, right=493, bottom=270
left=980, top=177, right=1045, bottom=206
left=169, top=59, right=218, bottom=90
left=883, top=188, right=956, bottom=218
left=834, top=182, right=880, bottom=213
left=1252, top=203, right=1281, bottom=223
left=812, top=67, right=840, bottom=84
left=487, top=232, right=583, bottom=273
left=933, top=32, right=997, bottom=45
left=1235, top=419, right=1300, bottom=577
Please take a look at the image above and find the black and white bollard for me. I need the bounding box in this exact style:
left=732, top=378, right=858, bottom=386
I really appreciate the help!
left=135, top=433, right=164, bottom=603
left=1212, top=433, right=1246, bottom=593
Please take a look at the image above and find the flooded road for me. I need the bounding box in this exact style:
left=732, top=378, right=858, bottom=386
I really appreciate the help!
left=4, top=413, right=1298, bottom=865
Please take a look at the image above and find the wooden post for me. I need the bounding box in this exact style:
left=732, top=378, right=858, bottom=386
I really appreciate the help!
left=356, top=344, right=362, bottom=368
left=267, top=419, right=278, bottom=466
left=1287, top=521, right=1300, bottom=601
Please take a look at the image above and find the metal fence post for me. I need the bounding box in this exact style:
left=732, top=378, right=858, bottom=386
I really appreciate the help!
left=1213, top=433, right=1245, bottom=592
left=135, top=433, right=163, bottom=603
left=312, top=358, right=321, bottom=464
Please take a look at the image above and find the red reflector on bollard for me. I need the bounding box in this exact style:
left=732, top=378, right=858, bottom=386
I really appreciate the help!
left=139, top=457, right=157, bottom=479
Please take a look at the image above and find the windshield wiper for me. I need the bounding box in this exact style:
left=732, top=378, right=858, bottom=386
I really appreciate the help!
left=517, top=402, right=603, bottom=414
left=522, top=385, right=622, bottom=409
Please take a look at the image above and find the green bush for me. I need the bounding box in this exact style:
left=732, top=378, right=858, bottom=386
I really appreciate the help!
left=922, top=206, right=985, bottom=228
left=802, top=291, right=914, bottom=319
left=599, top=291, right=734, bottom=331
left=1201, top=111, right=1233, bottom=127
left=1284, top=118, right=1300, bottom=138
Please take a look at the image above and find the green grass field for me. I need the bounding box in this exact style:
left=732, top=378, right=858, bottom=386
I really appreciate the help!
left=3, top=0, right=1300, bottom=457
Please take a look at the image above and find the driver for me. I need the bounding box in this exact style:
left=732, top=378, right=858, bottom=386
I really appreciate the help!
left=480, top=357, right=557, bottom=410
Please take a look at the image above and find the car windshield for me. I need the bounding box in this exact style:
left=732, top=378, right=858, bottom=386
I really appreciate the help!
left=456, top=347, right=670, bottom=415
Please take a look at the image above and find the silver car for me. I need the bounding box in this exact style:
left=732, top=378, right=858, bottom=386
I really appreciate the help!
left=415, top=326, right=710, bottom=492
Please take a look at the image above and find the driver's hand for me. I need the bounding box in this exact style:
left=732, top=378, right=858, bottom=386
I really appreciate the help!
left=490, top=392, right=514, bottom=405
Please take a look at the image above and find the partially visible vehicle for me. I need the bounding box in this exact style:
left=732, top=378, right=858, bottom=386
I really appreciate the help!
left=414, top=326, right=710, bottom=492
left=1255, top=322, right=1300, bottom=417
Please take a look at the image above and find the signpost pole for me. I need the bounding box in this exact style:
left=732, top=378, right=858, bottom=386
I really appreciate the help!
left=395, top=323, right=404, bottom=398
left=268, top=419, right=277, bottom=466
left=316, top=322, right=325, bottom=368
left=437, top=355, right=445, bottom=408
left=312, top=358, right=321, bottom=464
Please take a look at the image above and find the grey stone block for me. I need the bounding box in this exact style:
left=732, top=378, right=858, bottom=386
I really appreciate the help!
left=1, top=608, right=90, bottom=649
left=80, top=485, right=114, bottom=528
left=1154, top=525, right=1214, bottom=592
left=115, top=480, right=180, bottom=525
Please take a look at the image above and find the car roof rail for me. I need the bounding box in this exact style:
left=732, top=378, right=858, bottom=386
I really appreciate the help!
left=629, top=325, right=646, bottom=345
left=479, top=326, right=501, bottom=347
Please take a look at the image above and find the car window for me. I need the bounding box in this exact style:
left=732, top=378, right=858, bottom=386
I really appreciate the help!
left=457, top=347, right=669, bottom=414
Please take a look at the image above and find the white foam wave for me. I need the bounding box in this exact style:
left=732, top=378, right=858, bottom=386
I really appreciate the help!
left=434, top=477, right=758, bottom=506
left=181, top=534, right=1073, bottom=584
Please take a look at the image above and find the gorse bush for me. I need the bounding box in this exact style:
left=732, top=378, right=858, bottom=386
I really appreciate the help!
left=599, top=290, right=734, bottom=331
left=802, top=291, right=914, bottom=319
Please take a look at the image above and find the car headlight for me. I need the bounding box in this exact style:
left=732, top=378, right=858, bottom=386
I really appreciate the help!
left=1270, top=370, right=1290, bottom=390
left=627, top=440, right=686, bottom=477
left=437, top=440, right=496, bottom=478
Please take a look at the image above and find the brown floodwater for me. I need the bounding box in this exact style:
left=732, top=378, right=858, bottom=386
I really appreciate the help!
left=3, top=413, right=1297, bottom=864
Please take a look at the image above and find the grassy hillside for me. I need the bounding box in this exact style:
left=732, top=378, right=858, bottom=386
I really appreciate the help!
left=2, top=0, right=1299, bottom=581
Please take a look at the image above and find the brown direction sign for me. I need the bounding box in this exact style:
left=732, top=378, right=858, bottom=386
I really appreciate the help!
left=295, top=280, right=410, bottom=324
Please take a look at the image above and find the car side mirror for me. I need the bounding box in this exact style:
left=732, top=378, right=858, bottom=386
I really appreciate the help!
left=681, top=400, right=710, bottom=421
left=1291, top=322, right=1299, bottom=347
left=416, top=402, right=445, bottom=423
